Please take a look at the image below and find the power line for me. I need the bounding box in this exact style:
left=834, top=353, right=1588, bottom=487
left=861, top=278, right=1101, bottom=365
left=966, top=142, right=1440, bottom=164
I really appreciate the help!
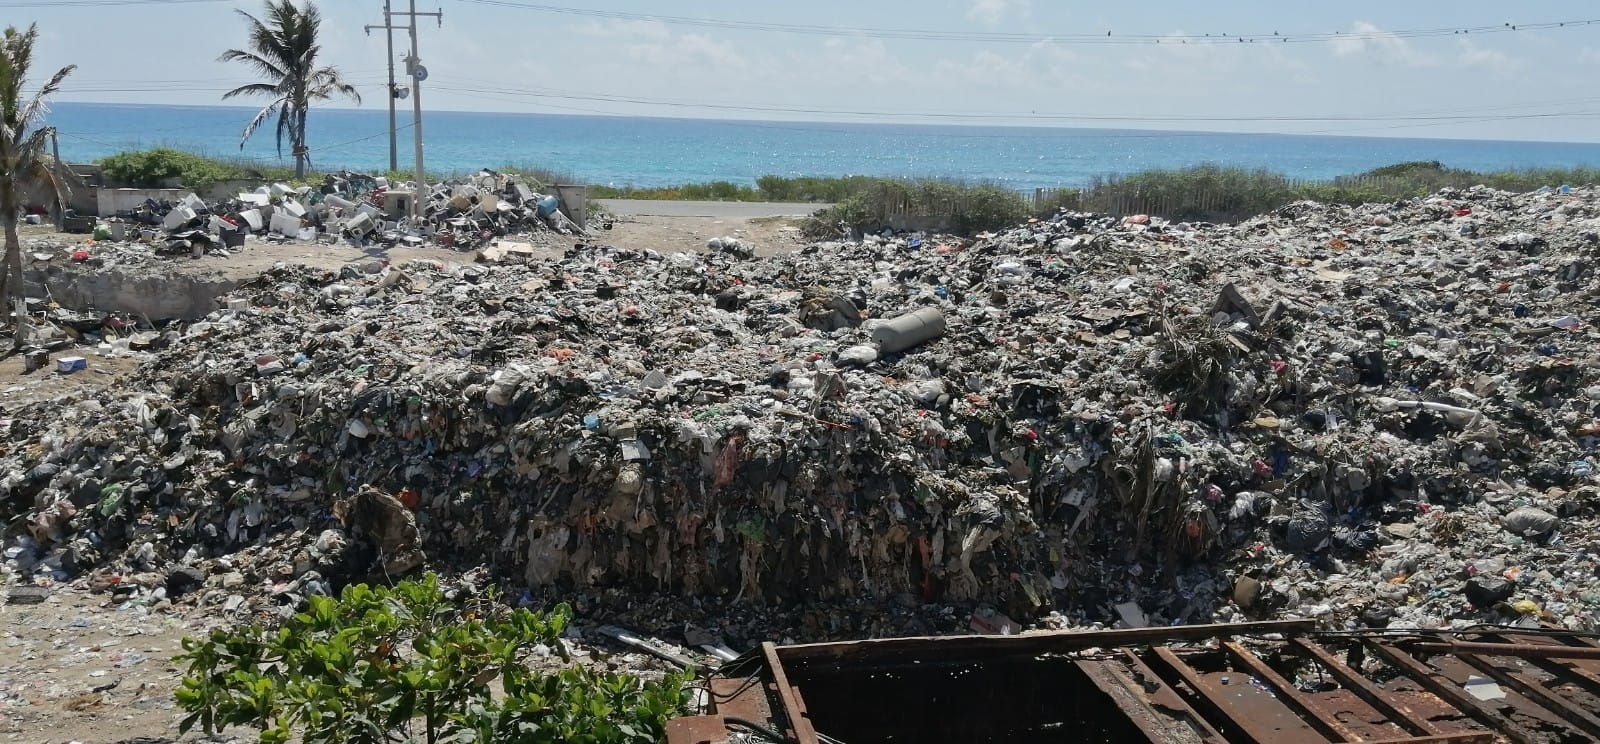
left=0, top=0, right=232, bottom=6
left=456, top=2, right=1600, bottom=46
left=421, top=76, right=1600, bottom=125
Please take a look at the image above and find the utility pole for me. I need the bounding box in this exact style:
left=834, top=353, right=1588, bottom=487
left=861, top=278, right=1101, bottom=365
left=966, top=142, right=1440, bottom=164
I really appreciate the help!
left=363, top=1, right=401, bottom=174
left=399, top=0, right=440, bottom=221
left=49, top=128, right=64, bottom=232
left=366, top=0, right=439, bottom=220
left=383, top=0, right=397, bottom=173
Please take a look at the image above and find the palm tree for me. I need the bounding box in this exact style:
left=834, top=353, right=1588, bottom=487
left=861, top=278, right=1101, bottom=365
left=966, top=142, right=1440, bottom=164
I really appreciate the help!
left=0, top=24, right=74, bottom=350
left=220, top=0, right=360, bottom=179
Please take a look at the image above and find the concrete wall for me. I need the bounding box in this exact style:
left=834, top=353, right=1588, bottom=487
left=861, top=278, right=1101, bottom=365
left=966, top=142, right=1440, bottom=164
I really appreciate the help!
left=20, top=164, right=102, bottom=218
left=24, top=262, right=243, bottom=321
left=97, top=188, right=194, bottom=217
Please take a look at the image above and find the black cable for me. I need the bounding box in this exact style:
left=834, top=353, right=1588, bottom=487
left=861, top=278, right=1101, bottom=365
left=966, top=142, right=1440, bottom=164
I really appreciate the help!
left=457, top=2, right=1600, bottom=47
left=725, top=716, right=797, bottom=743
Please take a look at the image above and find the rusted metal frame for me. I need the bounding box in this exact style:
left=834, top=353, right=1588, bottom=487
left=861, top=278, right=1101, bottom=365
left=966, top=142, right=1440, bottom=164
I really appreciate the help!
left=1220, top=641, right=1364, bottom=743
left=1409, top=641, right=1600, bottom=660
left=1363, top=639, right=1540, bottom=744
left=1076, top=656, right=1214, bottom=744
left=1149, top=646, right=1300, bottom=744
left=1289, top=637, right=1443, bottom=737
left=1449, top=651, right=1600, bottom=739
left=1119, top=648, right=1229, bottom=742
left=1358, top=736, right=1497, bottom=744
left=1472, top=631, right=1600, bottom=700
left=776, top=619, right=1317, bottom=666
left=762, top=642, right=819, bottom=744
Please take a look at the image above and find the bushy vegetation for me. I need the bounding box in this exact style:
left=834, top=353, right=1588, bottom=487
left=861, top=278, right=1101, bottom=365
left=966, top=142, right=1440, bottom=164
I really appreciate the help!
left=798, top=178, right=1030, bottom=238
left=589, top=180, right=759, bottom=201
left=175, top=574, right=691, bottom=744
left=1049, top=161, right=1600, bottom=223
left=99, top=148, right=294, bottom=192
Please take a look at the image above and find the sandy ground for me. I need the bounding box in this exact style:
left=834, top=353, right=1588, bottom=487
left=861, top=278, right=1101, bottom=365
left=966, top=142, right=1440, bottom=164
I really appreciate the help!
left=0, top=208, right=810, bottom=743
left=0, top=587, right=209, bottom=744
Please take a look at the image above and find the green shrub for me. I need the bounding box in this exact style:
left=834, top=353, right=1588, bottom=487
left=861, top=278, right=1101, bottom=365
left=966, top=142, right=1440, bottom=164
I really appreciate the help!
left=1054, top=162, right=1600, bottom=224
left=799, top=178, right=1028, bottom=237
left=99, top=148, right=293, bottom=192
left=174, top=574, right=690, bottom=744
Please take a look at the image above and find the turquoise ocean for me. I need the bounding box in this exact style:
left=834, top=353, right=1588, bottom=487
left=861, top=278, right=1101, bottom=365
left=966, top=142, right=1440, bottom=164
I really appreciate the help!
left=44, top=102, right=1600, bottom=190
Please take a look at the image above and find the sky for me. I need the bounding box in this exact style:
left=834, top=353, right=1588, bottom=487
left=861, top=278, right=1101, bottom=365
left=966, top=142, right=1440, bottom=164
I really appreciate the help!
left=8, top=0, right=1600, bottom=142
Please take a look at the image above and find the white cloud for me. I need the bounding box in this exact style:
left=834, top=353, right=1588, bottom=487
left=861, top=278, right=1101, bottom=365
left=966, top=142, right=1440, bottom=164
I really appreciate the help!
left=1329, top=21, right=1434, bottom=67
left=932, top=41, right=1088, bottom=93
left=966, top=0, right=1031, bottom=29
left=1455, top=39, right=1524, bottom=75
left=576, top=20, right=747, bottom=69
left=808, top=38, right=914, bottom=87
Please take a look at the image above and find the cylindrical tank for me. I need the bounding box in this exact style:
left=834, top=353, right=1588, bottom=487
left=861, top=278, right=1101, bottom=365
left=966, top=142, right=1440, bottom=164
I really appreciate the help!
left=871, top=307, right=946, bottom=353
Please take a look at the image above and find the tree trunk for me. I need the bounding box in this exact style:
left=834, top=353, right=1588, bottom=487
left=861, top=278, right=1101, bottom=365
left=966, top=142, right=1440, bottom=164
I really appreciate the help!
left=293, top=106, right=309, bottom=179
left=0, top=210, right=23, bottom=354
left=5, top=225, right=22, bottom=352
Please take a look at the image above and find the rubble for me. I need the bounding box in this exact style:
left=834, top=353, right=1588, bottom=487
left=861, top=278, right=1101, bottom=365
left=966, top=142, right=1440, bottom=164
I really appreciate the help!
left=4, top=183, right=1600, bottom=648
left=87, top=168, right=585, bottom=260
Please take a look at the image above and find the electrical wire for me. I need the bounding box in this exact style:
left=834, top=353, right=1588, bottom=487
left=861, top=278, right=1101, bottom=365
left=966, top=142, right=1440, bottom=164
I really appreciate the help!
left=422, top=78, right=1600, bottom=125
left=0, top=0, right=233, bottom=6
left=457, top=1, right=1600, bottom=47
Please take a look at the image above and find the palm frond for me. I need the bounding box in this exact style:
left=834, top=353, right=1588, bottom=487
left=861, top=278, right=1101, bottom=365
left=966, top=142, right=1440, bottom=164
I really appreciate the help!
left=221, top=82, right=282, bottom=101
left=16, top=63, right=76, bottom=129
left=238, top=98, right=285, bottom=151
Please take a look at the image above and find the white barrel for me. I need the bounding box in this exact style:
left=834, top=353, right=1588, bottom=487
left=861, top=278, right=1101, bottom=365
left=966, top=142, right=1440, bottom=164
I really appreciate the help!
left=871, top=307, right=946, bottom=353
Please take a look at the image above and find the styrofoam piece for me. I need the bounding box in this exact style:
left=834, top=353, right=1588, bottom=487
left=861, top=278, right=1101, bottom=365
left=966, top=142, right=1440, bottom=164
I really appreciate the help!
left=280, top=199, right=307, bottom=218
left=238, top=209, right=264, bottom=231
left=297, top=227, right=318, bottom=241
left=270, top=182, right=294, bottom=198
left=238, top=193, right=270, bottom=207
left=324, top=194, right=355, bottom=211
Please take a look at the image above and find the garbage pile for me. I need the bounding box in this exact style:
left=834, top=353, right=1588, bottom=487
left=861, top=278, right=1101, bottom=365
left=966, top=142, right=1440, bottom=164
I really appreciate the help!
left=6, top=184, right=1600, bottom=641
left=98, top=168, right=583, bottom=256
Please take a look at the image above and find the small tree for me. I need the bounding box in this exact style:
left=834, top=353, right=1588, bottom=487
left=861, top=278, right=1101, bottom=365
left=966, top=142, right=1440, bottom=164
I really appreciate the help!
left=0, top=24, right=74, bottom=351
left=220, top=0, right=360, bottom=179
left=175, top=575, right=691, bottom=743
